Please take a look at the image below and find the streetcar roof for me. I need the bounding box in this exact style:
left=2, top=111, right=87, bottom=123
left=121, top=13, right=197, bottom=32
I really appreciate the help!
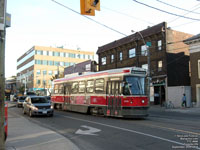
left=54, top=67, right=146, bottom=84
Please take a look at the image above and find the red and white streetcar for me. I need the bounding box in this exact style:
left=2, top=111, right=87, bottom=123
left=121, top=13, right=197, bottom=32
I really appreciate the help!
left=51, top=67, right=149, bottom=118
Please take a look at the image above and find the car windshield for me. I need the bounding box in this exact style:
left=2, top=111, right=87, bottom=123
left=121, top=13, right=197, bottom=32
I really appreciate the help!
left=31, top=97, right=48, bottom=103
left=123, top=76, right=146, bottom=95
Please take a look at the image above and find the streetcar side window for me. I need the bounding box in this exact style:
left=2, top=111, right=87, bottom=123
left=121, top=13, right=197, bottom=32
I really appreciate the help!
left=54, top=84, right=58, bottom=94
left=86, top=80, right=94, bottom=93
left=115, top=82, right=119, bottom=95
left=107, top=82, right=111, bottom=95
left=59, top=84, right=64, bottom=94
left=111, top=82, right=115, bottom=94
left=95, top=79, right=104, bottom=93
left=72, top=82, right=78, bottom=93
left=79, top=81, right=85, bottom=93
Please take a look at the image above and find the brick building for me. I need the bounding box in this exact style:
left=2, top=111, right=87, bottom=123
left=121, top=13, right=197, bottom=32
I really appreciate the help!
left=184, top=34, right=200, bottom=107
left=97, top=22, right=193, bottom=105
left=64, top=60, right=98, bottom=76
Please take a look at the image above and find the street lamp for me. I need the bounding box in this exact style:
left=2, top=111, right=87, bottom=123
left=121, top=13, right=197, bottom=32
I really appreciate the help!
left=131, top=30, right=151, bottom=102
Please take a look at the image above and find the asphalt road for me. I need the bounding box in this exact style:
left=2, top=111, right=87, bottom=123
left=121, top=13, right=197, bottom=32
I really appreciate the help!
left=11, top=106, right=200, bottom=150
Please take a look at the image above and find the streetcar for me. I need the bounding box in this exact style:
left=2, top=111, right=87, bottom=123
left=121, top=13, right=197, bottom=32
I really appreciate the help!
left=51, top=67, right=149, bottom=118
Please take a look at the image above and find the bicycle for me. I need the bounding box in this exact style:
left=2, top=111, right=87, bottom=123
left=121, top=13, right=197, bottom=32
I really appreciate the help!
left=164, top=101, right=174, bottom=109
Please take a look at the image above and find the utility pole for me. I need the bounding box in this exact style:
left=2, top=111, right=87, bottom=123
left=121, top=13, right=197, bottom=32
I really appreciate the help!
left=0, top=0, right=6, bottom=149
left=132, top=30, right=151, bottom=103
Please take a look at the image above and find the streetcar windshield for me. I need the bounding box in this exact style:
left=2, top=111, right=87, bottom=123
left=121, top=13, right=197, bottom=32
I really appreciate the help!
left=124, top=76, right=146, bottom=95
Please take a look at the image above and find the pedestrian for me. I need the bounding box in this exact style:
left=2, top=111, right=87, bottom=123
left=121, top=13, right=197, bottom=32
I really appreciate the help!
left=182, top=93, right=186, bottom=108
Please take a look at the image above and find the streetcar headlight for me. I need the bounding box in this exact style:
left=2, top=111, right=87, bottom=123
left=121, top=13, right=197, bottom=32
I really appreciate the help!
left=51, top=105, right=53, bottom=109
left=141, top=100, right=145, bottom=103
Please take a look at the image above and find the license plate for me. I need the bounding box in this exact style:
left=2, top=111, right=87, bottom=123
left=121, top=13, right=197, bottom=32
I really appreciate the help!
left=43, top=110, right=47, bottom=114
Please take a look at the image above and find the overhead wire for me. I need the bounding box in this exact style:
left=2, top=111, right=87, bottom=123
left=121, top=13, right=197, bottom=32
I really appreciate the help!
left=132, top=0, right=200, bottom=21
left=171, top=20, right=199, bottom=28
left=51, top=0, right=127, bottom=37
left=102, top=6, right=155, bottom=25
left=156, top=0, right=200, bottom=15
left=168, top=4, right=200, bottom=23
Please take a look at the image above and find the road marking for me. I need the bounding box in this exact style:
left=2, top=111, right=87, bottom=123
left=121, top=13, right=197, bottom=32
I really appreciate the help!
left=139, top=123, right=200, bottom=136
left=58, top=114, right=200, bottom=150
left=75, top=125, right=101, bottom=135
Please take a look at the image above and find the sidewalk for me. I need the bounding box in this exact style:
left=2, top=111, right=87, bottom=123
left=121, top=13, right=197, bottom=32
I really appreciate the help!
left=6, top=103, right=80, bottom=150
left=149, top=105, right=200, bottom=115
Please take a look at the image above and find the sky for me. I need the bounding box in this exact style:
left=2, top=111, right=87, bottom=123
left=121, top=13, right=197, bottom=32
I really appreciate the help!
left=5, top=0, right=200, bottom=77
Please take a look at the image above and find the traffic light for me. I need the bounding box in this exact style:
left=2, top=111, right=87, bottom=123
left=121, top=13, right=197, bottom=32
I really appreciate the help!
left=89, top=0, right=100, bottom=11
left=80, top=0, right=100, bottom=16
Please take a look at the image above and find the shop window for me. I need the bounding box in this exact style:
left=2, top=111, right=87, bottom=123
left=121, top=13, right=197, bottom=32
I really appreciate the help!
left=129, top=48, right=136, bottom=58
left=158, top=60, right=163, bottom=71
left=101, top=57, right=106, bottom=65
left=158, top=40, right=162, bottom=51
left=141, top=45, right=147, bottom=56
left=111, top=54, right=114, bottom=63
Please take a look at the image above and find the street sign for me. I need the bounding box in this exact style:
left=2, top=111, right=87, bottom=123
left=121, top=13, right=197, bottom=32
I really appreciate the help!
left=146, top=42, right=151, bottom=47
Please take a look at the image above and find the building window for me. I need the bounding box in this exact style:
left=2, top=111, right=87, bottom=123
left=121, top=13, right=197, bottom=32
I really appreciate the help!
left=36, top=50, right=43, bottom=55
left=36, top=70, right=41, bottom=75
left=43, top=70, right=47, bottom=75
left=65, top=62, right=70, bottom=67
left=48, top=80, right=52, bottom=86
left=49, top=61, right=54, bottom=66
left=43, top=80, right=46, bottom=86
left=141, top=45, right=147, bottom=56
left=37, top=79, right=41, bottom=85
left=69, top=53, right=75, bottom=58
left=35, top=60, right=43, bottom=65
left=158, top=40, right=162, bottom=50
left=101, top=57, right=106, bottom=65
left=43, top=51, right=48, bottom=56
left=43, top=60, right=48, bottom=65
left=54, top=61, right=60, bottom=66
left=54, top=52, right=60, bottom=57
left=142, top=64, right=148, bottom=70
left=198, top=60, right=200, bottom=79
left=119, top=52, right=123, bottom=61
left=48, top=70, right=53, bottom=75
left=158, top=60, right=163, bottom=71
left=60, top=62, right=64, bottom=66
left=76, top=53, right=80, bottom=59
left=129, top=48, right=136, bottom=58
left=60, top=52, right=65, bottom=57
left=111, top=54, right=114, bottom=63
left=49, top=51, right=53, bottom=56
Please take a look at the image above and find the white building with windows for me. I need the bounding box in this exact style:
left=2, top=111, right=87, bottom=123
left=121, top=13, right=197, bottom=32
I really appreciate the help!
left=16, top=46, right=94, bottom=95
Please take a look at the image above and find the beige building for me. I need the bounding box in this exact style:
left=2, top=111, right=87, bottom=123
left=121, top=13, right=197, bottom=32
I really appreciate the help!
left=17, top=46, right=94, bottom=95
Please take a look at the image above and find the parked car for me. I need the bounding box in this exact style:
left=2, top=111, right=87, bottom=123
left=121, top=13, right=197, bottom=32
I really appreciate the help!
left=45, top=96, right=51, bottom=103
left=17, top=96, right=27, bottom=107
left=23, top=96, right=54, bottom=117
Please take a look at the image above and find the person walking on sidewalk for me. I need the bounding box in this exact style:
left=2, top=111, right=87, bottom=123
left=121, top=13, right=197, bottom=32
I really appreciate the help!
left=182, top=93, right=187, bottom=108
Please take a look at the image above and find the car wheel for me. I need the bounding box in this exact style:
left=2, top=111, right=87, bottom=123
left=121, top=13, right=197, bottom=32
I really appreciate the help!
left=23, top=108, right=26, bottom=114
left=29, top=110, right=33, bottom=117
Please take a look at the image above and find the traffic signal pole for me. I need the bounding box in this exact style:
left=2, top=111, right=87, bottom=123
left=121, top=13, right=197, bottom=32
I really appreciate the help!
left=0, top=0, right=6, bottom=149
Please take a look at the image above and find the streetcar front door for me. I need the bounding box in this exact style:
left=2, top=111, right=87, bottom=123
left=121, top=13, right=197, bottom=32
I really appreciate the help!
left=106, top=81, right=122, bottom=116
